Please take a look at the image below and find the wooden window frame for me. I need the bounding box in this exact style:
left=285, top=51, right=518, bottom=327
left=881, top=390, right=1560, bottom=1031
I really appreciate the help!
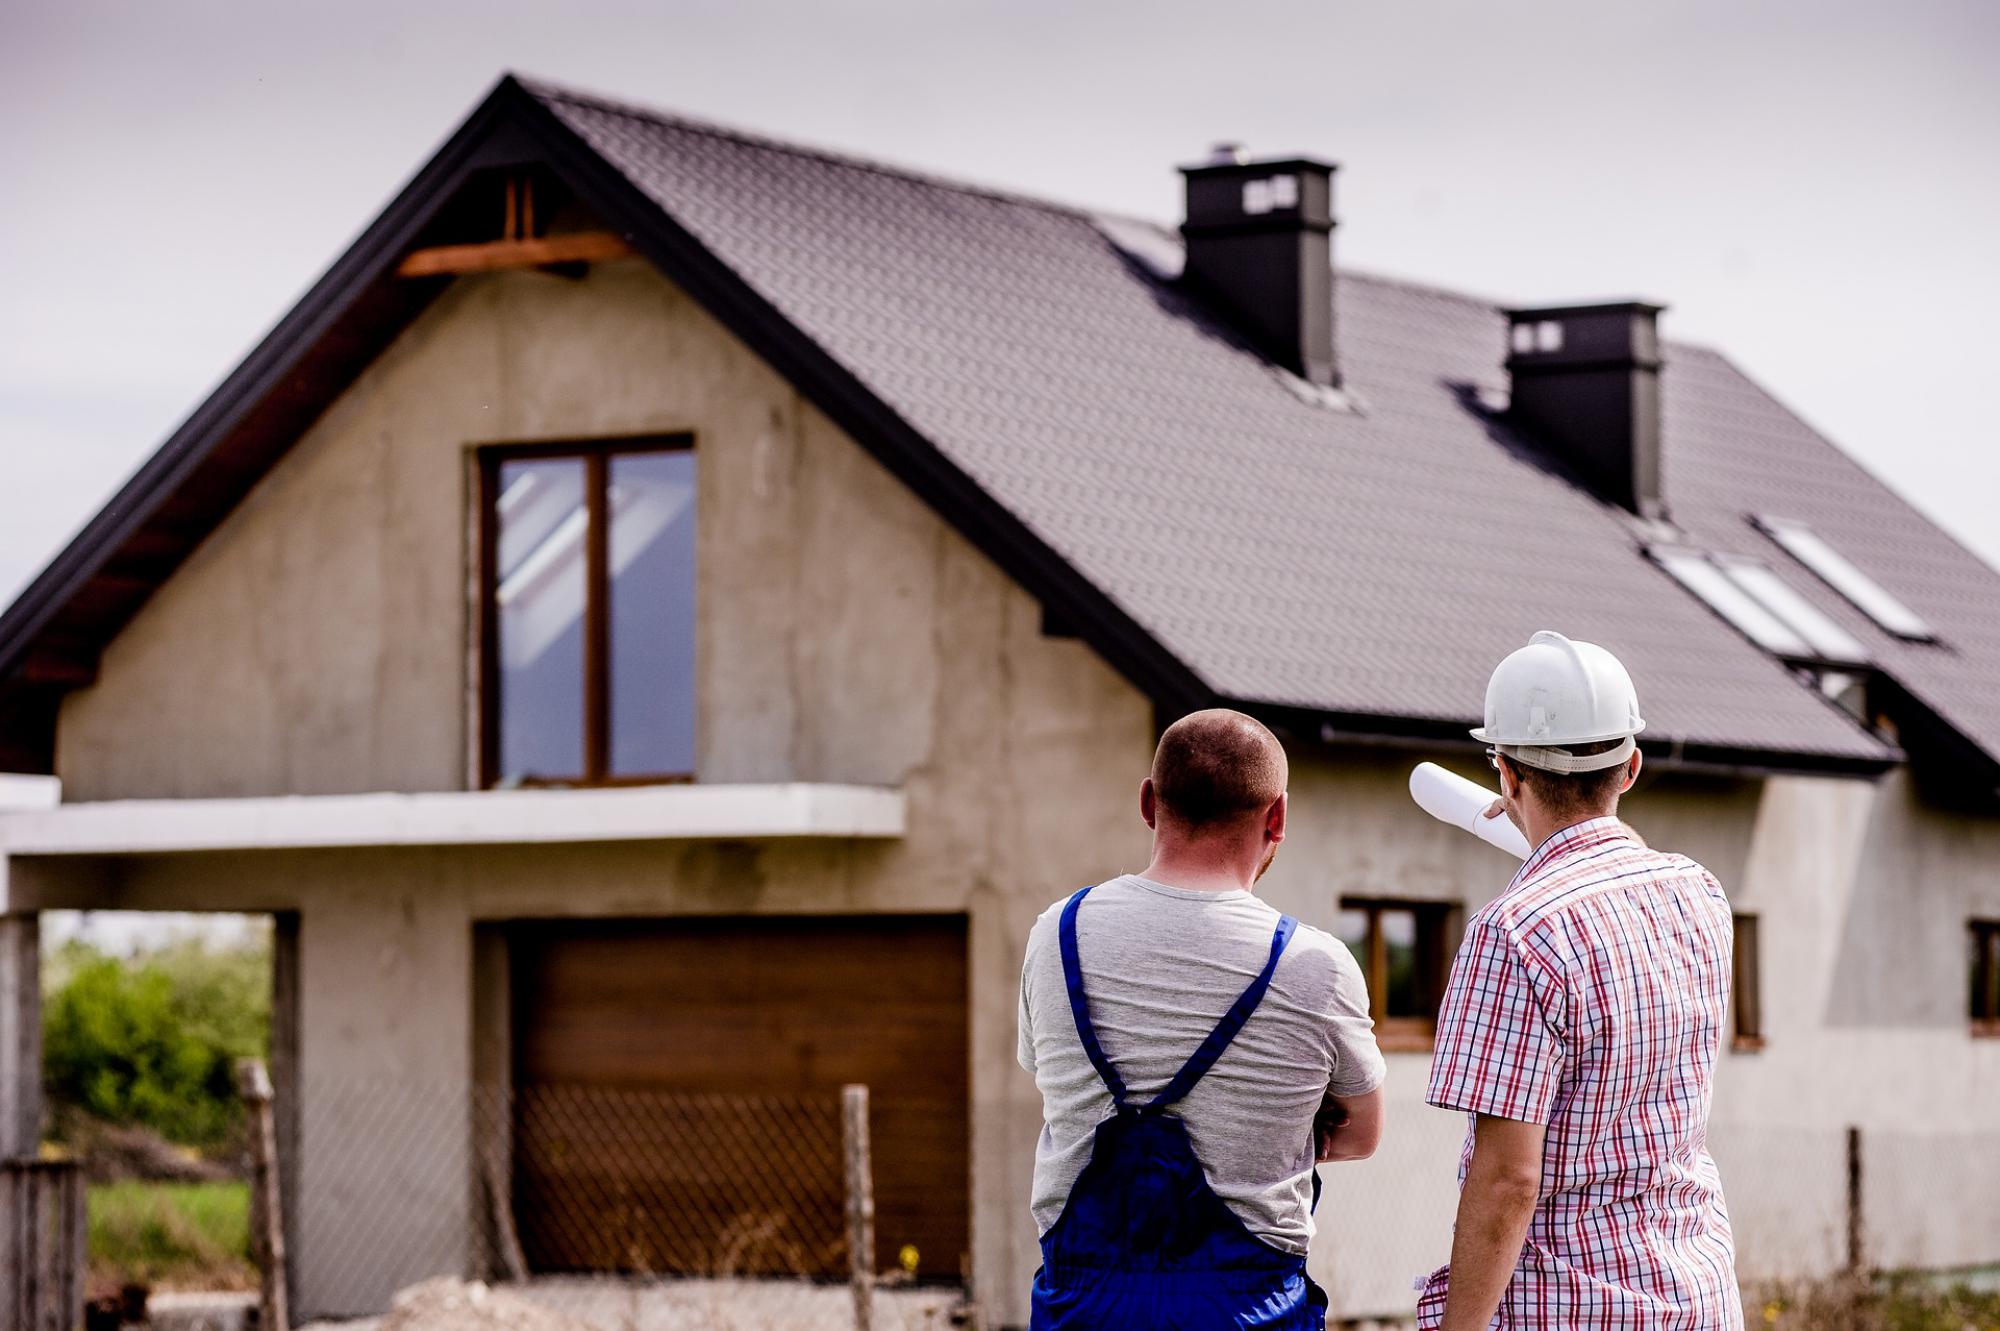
left=477, top=434, right=696, bottom=790
left=1972, top=919, right=2000, bottom=1039
left=1338, top=897, right=1456, bottom=1053
left=1731, top=913, right=1764, bottom=1053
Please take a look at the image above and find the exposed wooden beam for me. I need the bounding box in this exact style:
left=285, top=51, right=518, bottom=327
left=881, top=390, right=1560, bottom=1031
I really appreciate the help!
left=396, top=232, right=633, bottom=278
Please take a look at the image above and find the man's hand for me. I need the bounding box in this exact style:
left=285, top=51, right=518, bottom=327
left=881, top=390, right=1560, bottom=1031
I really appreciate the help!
left=1440, top=1114, right=1546, bottom=1330
left=1314, top=1087, right=1383, bottom=1162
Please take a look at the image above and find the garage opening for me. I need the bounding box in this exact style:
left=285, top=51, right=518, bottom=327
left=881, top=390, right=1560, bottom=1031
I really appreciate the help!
left=501, top=914, right=969, bottom=1283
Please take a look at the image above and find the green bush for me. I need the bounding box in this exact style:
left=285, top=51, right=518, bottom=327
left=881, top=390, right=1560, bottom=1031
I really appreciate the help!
left=44, top=935, right=270, bottom=1151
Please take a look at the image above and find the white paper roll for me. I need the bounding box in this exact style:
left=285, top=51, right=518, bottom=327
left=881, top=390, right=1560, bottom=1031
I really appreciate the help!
left=1408, top=762, right=1533, bottom=859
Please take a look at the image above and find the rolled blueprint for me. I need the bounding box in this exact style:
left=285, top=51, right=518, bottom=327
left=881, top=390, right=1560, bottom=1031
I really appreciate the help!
left=1408, top=762, right=1532, bottom=859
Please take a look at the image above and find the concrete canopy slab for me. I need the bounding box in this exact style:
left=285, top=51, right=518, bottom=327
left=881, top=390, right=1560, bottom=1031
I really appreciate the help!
left=0, top=783, right=904, bottom=862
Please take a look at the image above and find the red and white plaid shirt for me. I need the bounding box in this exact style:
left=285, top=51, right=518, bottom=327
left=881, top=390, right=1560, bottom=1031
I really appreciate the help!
left=1420, top=816, right=1741, bottom=1330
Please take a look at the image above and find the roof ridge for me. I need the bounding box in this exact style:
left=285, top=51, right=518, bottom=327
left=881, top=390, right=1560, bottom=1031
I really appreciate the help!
left=512, top=72, right=1101, bottom=221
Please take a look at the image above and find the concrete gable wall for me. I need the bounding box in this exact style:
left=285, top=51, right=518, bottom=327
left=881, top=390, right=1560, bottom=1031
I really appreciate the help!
left=54, top=259, right=1150, bottom=802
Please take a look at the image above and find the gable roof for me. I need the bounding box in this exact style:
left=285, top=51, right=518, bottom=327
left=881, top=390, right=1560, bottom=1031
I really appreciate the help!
left=11, top=73, right=1995, bottom=788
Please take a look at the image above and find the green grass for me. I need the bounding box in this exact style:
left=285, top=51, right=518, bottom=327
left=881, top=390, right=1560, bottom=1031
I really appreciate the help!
left=88, top=1179, right=255, bottom=1290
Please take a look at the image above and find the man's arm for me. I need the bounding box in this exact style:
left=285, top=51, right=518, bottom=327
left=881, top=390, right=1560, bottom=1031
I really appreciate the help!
left=1439, top=1113, right=1546, bottom=1331
left=1314, top=1086, right=1383, bottom=1162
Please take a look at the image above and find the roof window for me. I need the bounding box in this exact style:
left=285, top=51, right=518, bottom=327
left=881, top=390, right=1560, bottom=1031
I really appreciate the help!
left=1649, top=547, right=1870, bottom=665
left=1752, top=516, right=1937, bottom=642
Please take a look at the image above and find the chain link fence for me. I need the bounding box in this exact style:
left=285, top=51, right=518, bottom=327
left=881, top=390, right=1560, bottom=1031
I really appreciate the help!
left=265, top=1079, right=964, bottom=1331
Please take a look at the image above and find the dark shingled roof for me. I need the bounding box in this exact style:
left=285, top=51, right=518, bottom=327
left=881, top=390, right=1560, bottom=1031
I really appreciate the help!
left=9, top=74, right=1996, bottom=785
left=528, top=79, right=1991, bottom=770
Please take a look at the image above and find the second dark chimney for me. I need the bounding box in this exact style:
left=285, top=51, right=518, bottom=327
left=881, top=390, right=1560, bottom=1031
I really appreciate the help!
left=1504, top=301, right=1666, bottom=519
left=1180, top=148, right=1339, bottom=387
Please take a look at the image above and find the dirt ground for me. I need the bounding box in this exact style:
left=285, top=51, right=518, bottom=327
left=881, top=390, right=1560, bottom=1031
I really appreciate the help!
left=299, top=1276, right=966, bottom=1331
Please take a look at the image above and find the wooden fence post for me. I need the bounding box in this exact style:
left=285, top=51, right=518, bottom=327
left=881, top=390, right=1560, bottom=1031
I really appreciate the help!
left=842, top=1084, right=875, bottom=1331
left=239, top=1059, right=290, bottom=1331
left=1844, top=1124, right=1865, bottom=1277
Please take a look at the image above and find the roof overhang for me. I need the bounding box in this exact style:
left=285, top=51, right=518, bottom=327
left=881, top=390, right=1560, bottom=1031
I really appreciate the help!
left=1243, top=701, right=1901, bottom=780
left=0, top=782, right=903, bottom=911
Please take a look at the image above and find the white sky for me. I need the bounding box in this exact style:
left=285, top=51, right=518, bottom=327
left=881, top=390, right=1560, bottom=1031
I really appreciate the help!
left=3, top=0, right=1997, bottom=611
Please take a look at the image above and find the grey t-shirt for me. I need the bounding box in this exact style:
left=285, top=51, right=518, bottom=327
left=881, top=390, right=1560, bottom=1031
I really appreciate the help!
left=1017, top=875, right=1386, bottom=1255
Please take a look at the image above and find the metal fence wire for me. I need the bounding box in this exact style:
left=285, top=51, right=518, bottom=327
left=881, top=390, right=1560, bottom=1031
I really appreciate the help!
left=64, top=1071, right=1997, bottom=1331
left=278, top=1080, right=964, bottom=1331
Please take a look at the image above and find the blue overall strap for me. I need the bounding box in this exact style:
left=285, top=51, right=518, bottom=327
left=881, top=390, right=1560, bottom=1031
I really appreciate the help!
left=1058, top=886, right=1130, bottom=1109
left=1147, top=913, right=1298, bottom=1110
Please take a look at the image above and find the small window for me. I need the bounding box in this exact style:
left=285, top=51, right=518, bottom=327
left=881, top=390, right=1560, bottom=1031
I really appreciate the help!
left=1753, top=516, right=1937, bottom=642
left=1971, top=920, right=2000, bottom=1037
left=1731, top=914, right=1763, bottom=1051
left=1336, top=898, right=1455, bottom=1051
left=1536, top=319, right=1563, bottom=352
left=481, top=438, right=696, bottom=787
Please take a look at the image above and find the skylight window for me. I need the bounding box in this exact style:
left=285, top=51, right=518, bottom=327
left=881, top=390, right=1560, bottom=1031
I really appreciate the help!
left=1752, top=516, right=1937, bottom=642
left=1715, top=559, right=1869, bottom=664
left=1651, top=548, right=1812, bottom=657
left=1648, top=547, right=1871, bottom=665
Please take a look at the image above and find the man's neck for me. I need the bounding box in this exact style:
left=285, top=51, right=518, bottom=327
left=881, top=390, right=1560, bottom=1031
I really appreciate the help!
left=1138, top=848, right=1255, bottom=895
left=1521, top=805, right=1618, bottom=854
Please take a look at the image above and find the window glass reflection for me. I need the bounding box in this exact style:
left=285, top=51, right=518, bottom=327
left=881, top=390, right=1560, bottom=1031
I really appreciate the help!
left=496, top=458, right=587, bottom=782
left=608, top=451, right=697, bottom=776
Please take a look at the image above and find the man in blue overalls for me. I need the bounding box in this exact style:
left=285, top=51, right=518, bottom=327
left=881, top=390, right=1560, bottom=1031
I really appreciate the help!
left=1019, top=709, right=1387, bottom=1329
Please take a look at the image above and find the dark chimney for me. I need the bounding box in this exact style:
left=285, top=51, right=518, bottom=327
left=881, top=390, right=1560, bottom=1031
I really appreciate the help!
left=1180, top=148, right=1338, bottom=387
left=1504, top=301, right=1666, bottom=519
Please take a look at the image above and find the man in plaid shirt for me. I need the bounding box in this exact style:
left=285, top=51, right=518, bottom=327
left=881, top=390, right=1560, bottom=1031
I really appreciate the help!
left=1420, top=632, right=1740, bottom=1330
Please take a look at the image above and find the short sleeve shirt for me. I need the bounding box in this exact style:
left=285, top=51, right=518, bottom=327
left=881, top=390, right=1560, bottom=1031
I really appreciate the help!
left=1019, top=875, right=1386, bottom=1254
left=1419, top=818, right=1742, bottom=1330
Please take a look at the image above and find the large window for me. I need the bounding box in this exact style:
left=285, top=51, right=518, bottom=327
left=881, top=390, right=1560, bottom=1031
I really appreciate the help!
left=480, top=438, right=696, bottom=787
left=1731, top=913, right=1764, bottom=1052
left=1336, top=897, right=1455, bottom=1051
left=1972, top=920, right=2000, bottom=1037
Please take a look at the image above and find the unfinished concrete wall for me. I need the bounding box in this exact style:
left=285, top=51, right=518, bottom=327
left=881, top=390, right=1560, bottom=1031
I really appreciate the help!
left=44, top=258, right=1154, bottom=1322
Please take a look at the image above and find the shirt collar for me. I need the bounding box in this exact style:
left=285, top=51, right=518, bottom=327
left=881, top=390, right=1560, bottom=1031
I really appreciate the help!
left=1510, top=815, right=1636, bottom=887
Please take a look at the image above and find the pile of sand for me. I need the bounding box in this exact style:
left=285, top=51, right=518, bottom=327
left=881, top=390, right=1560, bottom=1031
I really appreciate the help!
left=379, top=1280, right=598, bottom=1331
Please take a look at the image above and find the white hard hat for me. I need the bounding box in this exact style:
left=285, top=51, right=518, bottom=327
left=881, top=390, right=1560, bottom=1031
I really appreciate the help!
left=1470, top=630, right=1646, bottom=774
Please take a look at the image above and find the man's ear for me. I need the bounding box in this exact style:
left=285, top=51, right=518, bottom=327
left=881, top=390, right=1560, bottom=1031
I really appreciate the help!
left=1266, top=790, right=1288, bottom=844
left=1622, top=747, right=1644, bottom=794
left=1140, top=777, right=1158, bottom=830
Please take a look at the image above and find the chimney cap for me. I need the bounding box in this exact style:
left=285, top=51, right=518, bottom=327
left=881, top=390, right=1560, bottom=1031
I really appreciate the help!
left=1206, top=142, right=1247, bottom=165
left=1503, top=299, right=1667, bottom=321
left=1179, top=152, right=1338, bottom=180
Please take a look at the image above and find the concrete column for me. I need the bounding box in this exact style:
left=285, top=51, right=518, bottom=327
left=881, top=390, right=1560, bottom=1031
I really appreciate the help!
left=0, top=914, right=41, bottom=1158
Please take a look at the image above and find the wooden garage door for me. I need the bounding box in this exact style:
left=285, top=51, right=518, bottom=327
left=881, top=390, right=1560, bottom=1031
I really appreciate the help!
left=510, top=916, right=968, bottom=1281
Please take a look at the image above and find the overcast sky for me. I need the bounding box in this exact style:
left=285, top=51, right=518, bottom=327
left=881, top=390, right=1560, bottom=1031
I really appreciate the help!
left=4, top=0, right=1997, bottom=612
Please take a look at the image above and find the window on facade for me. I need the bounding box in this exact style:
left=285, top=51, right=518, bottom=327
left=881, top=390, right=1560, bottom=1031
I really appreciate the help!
left=1336, top=898, right=1454, bottom=1051
left=1648, top=546, right=1869, bottom=665
left=1971, top=920, right=2000, bottom=1036
left=1753, top=516, right=1937, bottom=642
left=482, top=438, right=696, bottom=787
left=1731, top=913, right=1763, bottom=1051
